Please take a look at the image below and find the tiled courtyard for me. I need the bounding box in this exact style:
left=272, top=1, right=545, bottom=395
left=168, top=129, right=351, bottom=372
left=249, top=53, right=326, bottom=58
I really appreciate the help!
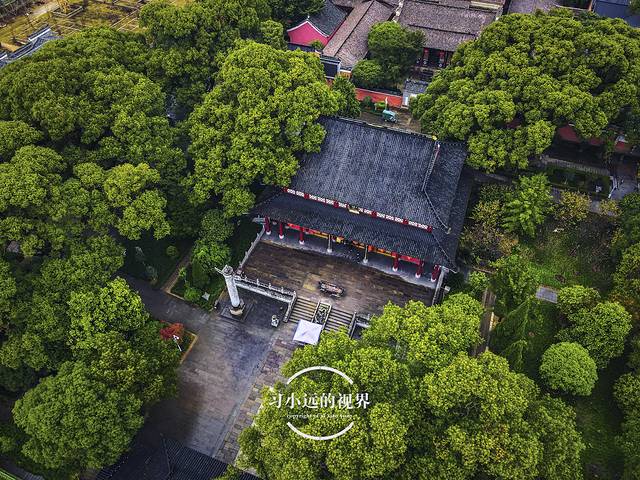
left=126, top=240, right=437, bottom=467
left=241, top=241, right=435, bottom=314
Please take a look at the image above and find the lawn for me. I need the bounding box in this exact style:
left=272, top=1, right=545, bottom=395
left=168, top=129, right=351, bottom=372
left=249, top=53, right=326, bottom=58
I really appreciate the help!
left=120, top=233, right=192, bottom=287
left=570, top=356, right=626, bottom=480
left=519, top=214, right=616, bottom=292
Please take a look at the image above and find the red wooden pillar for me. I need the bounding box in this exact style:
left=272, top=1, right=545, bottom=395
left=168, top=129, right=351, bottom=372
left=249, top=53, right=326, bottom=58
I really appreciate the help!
left=431, top=264, right=441, bottom=282
left=415, top=261, right=424, bottom=279
left=392, top=252, right=399, bottom=271
left=264, top=216, right=271, bottom=235
left=299, top=229, right=305, bottom=245
left=278, top=221, right=284, bottom=239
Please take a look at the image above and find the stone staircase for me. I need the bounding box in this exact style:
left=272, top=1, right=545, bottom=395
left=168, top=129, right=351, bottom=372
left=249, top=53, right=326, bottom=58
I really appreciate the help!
left=288, top=297, right=354, bottom=334
left=288, top=297, right=317, bottom=324
left=325, top=308, right=354, bottom=333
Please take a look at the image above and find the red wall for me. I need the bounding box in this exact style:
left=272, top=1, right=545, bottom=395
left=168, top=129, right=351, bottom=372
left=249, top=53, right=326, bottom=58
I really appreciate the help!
left=354, top=87, right=404, bottom=108
left=287, top=22, right=329, bottom=46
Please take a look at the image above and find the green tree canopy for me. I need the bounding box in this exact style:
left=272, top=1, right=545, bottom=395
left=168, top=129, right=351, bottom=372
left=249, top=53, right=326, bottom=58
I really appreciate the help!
left=268, top=0, right=323, bottom=22
left=558, top=301, right=632, bottom=368
left=332, top=76, right=361, bottom=118
left=557, top=284, right=601, bottom=315
left=140, top=0, right=270, bottom=113
left=188, top=41, right=340, bottom=216
left=13, top=361, right=144, bottom=471
left=350, top=60, right=385, bottom=90
left=612, top=242, right=640, bottom=324
left=411, top=11, right=640, bottom=171
left=239, top=298, right=584, bottom=480
left=554, top=191, right=590, bottom=227
left=260, top=19, right=286, bottom=49
left=365, top=22, right=424, bottom=87
left=491, top=254, right=539, bottom=313
left=0, top=121, right=42, bottom=160
left=539, top=342, right=598, bottom=396
left=502, top=174, right=552, bottom=237
left=613, top=193, right=640, bottom=254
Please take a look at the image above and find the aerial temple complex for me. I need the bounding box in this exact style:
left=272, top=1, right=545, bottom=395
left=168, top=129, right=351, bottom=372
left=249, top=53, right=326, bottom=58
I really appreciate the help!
left=254, top=117, right=472, bottom=286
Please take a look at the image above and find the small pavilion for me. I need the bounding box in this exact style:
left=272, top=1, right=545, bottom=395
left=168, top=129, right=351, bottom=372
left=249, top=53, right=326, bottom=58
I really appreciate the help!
left=253, top=117, right=472, bottom=285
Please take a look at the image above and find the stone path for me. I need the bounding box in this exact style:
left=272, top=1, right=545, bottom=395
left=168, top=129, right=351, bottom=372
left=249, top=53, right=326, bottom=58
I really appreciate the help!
left=536, top=286, right=558, bottom=303
left=217, top=322, right=298, bottom=464
left=161, top=246, right=193, bottom=294
left=125, top=277, right=288, bottom=460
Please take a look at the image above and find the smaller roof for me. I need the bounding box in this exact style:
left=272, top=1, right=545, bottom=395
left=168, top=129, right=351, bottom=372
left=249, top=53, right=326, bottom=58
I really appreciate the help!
left=308, top=0, right=348, bottom=36
left=323, top=0, right=394, bottom=68
left=592, top=0, right=640, bottom=27
left=398, top=0, right=497, bottom=53
left=507, top=0, right=556, bottom=13
left=404, top=78, right=429, bottom=96
left=293, top=320, right=324, bottom=345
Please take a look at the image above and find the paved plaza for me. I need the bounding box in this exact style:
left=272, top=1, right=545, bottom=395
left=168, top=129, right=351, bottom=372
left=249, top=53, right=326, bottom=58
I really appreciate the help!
left=242, top=241, right=435, bottom=314
left=124, top=240, right=437, bottom=465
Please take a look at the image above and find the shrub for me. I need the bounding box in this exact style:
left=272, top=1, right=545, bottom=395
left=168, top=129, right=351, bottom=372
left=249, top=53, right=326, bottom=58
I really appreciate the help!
left=468, top=271, right=489, bottom=298
left=351, top=60, right=384, bottom=89
left=309, top=39, right=324, bottom=52
left=183, top=285, right=202, bottom=303
left=539, top=342, right=597, bottom=396
left=190, top=258, right=210, bottom=290
left=145, top=265, right=158, bottom=285
left=165, top=245, right=179, bottom=260
left=361, top=96, right=374, bottom=110
left=554, top=191, right=590, bottom=227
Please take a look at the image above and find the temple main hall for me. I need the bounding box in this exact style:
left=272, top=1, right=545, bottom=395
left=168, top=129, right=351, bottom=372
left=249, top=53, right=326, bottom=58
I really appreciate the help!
left=253, top=116, right=472, bottom=285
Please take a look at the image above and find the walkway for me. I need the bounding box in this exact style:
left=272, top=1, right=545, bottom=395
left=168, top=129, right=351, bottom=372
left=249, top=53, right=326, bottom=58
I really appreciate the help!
left=125, top=277, right=287, bottom=460
left=472, top=288, right=496, bottom=356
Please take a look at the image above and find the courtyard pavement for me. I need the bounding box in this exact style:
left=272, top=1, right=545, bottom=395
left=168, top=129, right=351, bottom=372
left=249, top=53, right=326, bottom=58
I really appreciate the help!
left=125, top=277, right=287, bottom=459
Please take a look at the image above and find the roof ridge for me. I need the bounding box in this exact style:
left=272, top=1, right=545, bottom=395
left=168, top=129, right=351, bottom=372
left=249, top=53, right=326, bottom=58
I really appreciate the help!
left=429, top=229, right=458, bottom=271
left=323, top=115, right=439, bottom=141
left=421, top=141, right=453, bottom=232
left=327, top=0, right=375, bottom=53
left=407, top=23, right=480, bottom=35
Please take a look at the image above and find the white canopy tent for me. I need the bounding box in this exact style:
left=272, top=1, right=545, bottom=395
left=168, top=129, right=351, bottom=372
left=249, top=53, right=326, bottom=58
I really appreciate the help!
left=293, top=320, right=323, bottom=345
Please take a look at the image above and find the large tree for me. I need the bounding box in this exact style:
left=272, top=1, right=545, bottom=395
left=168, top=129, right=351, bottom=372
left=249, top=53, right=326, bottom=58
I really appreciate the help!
left=491, top=254, right=539, bottom=314
left=613, top=193, right=640, bottom=255
left=411, top=11, right=640, bottom=171
left=0, top=28, right=190, bottom=235
left=239, top=296, right=585, bottom=480
left=188, top=41, right=340, bottom=217
left=501, top=174, right=552, bottom=237
left=611, top=242, right=640, bottom=324
left=13, top=361, right=144, bottom=471
left=365, top=22, right=424, bottom=87
left=140, top=0, right=270, bottom=113
left=539, top=342, right=597, bottom=396
left=557, top=301, right=632, bottom=368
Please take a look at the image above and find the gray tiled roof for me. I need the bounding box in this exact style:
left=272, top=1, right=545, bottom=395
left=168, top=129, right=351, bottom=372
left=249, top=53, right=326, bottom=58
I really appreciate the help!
left=97, top=438, right=258, bottom=480
left=258, top=191, right=458, bottom=267
left=398, top=0, right=497, bottom=52
left=507, top=0, right=556, bottom=13
left=323, top=0, right=393, bottom=68
left=291, top=117, right=467, bottom=229
left=308, top=0, right=348, bottom=36
left=255, top=118, right=472, bottom=268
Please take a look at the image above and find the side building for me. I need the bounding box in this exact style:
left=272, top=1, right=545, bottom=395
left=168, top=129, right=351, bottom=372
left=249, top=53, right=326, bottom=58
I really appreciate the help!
left=253, top=117, right=473, bottom=285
